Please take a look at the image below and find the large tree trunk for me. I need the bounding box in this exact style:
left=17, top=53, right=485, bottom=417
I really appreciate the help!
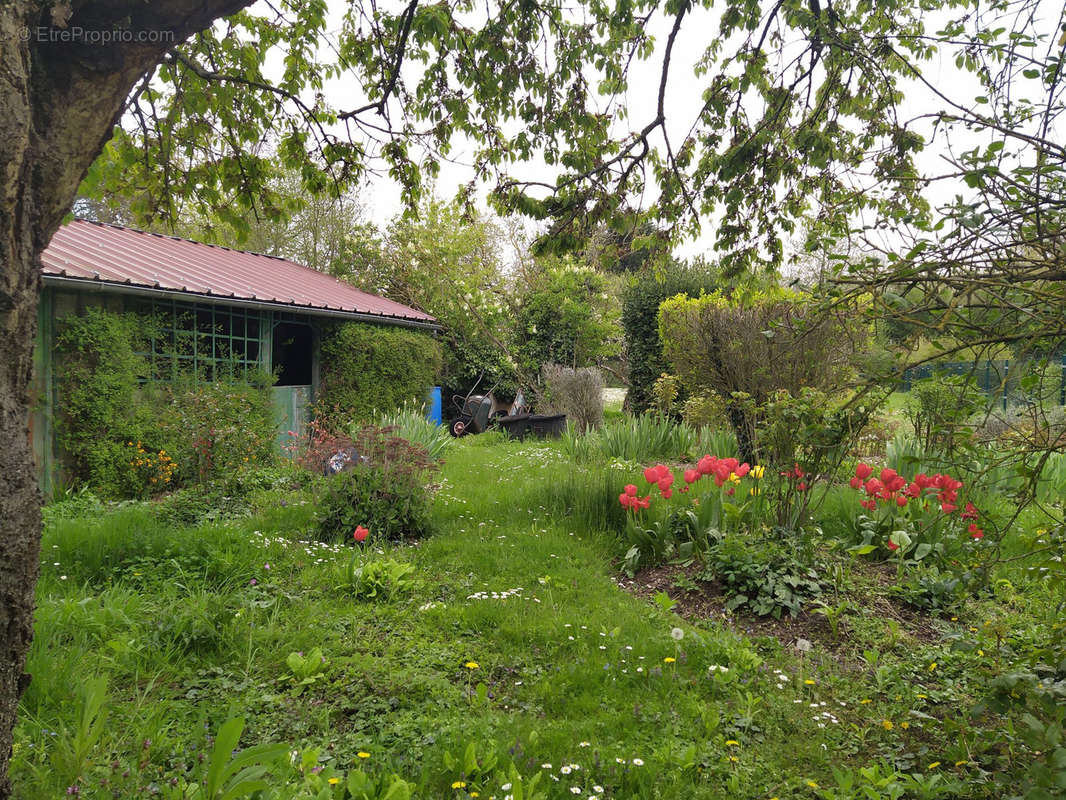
left=0, top=3, right=252, bottom=795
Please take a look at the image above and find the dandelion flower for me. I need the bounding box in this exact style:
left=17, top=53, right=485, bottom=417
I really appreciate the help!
left=452, top=781, right=467, bottom=789
left=357, top=752, right=370, bottom=759
left=725, top=740, right=739, bottom=746
left=464, top=661, right=480, bottom=669
left=804, top=679, right=816, bottom=685
left=928, top=762, right=940, bottom=770
left=664, top=657, right=676, bottom=663
left=806, top=780, right=819, bottom=789
left=328, top=777, right=340, bottom=785
left=671, top=627, right=684, bottom=640
left=882, top=720, right=893, bottom=730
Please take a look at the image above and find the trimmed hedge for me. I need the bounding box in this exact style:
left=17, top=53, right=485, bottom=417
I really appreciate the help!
left=621, top=264, right=718, bottom=414
left=318, top=322, right=442, bottom=421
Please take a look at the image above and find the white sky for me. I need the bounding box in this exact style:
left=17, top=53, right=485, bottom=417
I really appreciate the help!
left=256, top=0, right=1063, bottom=262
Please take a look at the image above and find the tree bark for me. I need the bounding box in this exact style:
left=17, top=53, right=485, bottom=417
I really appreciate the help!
left=0, top=2, right=253, bottom=795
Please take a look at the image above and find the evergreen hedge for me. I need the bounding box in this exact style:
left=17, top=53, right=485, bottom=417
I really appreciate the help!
left=318, top=322, right=441, bottom=421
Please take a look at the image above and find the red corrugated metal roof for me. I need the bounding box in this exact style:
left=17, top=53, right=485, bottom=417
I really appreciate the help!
left=41, top=219, right=436, bottom=325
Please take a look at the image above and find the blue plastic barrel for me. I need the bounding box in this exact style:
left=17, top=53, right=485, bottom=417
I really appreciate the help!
left=426, top=386, right=442, bottom=425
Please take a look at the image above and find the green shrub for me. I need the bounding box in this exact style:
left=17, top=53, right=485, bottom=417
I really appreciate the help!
left=621, top=263, right=717, bottom=414
left=659, top=285, right=866, bottom=462
left=701, top=536, right=824, bottom=619
left=319, top=322, right=442, bottom=423
left=514, top=259, right=618, bottom=375
left=54, top=308, right=161, bottom=495
left=316, top=426, right=438, bottom=541
left=54, top=308, right=278, bottom=497
left=157, top=375, right=278, bottom=485
left=905, top=374, right=984, bottom=456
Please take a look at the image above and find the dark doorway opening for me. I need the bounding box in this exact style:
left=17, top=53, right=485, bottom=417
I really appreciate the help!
left=272, top=322, right=313, bottom=386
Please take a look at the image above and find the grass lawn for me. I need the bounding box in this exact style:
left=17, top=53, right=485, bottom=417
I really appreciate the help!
left=12, top=435, right=1063, bottom=799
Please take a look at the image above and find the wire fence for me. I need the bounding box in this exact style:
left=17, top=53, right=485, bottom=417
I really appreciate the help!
left=898, top=358, right=1066, bottom=410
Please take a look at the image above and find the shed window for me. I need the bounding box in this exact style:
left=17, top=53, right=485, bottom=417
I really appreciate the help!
left=131, top=299, right=265, bottom=382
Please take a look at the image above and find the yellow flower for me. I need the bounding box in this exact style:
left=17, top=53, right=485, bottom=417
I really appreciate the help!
left=977, top=649, right=984, bottom=656
left=882, top=720, right=893, bottom=730
left=470, top=793, right=479, bottom=798
left=664, top=657, right=676, bottom=663
left=729, top=472, right=740, bottom=483
left=860, top=698, right=872, bottom=704
left=357, top=752, right=370, bottom=759
left=328, top=777, right=340, bottom=784
left=464, top=661, right=479, bottom=669
left=452, top=781, right=467, bottom=789
left=750, top=487, right=760, bottom=496
left=804, top=679, right=816, bottom=685
left=928, top=662, right=937, bottom=671
left=725, top=740, right=739, bottom=746
left=955, top=759, right=969, bottom=767
left=752, top=465, right=765, bottom=479
left=927, top=762, right=940, bottom=770
left=729, top=756, right=738, bottom=763
left=806, top=780, right=819, bottom=789
left=900, top=721, right=910, bottom=730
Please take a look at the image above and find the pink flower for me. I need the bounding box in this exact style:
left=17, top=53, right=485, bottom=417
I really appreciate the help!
left=735, top=463, right=751, bottom=478
left=353, top=525, right=370, bottom=542
left=657, top=472, right=674, bottom=491
left=661, top=487, right=673, bottom=499
left=643, top=466, right=659, bottom=484
left=940, top=502, right=957, bottom=514
left=896, top=495, right=908, bottom=507
left=849, top=476, right=863, bottom=490
left=855, top=463, right=873, bottom=480
left=684, top=469, right=700, bottom=484
left=624, top=484, right=638, bottom=497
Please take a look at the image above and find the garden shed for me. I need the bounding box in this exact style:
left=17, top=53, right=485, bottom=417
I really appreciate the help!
left=32, top=218, right=438, bottom=493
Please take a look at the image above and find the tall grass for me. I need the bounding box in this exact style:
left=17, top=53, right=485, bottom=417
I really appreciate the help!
left=377, top=403, right=452, bottom=460
left=563, top=415, right=700, bottom=464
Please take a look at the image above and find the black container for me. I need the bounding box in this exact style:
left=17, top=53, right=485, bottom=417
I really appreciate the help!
left=527, top=414, right=567, bottom=438
left=496, top=413, right=531, bottom=440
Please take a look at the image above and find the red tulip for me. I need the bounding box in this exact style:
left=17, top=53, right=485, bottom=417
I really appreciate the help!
left=849, top=476, right=863, bottom=489
left=684, top=469, right=699, bottom=484
left=624, top=484, right=639, bottom=497
left=855, top=463, right=873, bottom=480
left=353, top=525, right=369, bottom=542
left=661, top=487, right=673, bottom=499
left=896, top=495, right=908, bottom=507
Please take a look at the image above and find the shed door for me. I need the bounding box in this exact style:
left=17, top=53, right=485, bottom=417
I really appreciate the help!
left=273, top=385, right=312, bottom=452
left=271, top=320, right=314, bottom=453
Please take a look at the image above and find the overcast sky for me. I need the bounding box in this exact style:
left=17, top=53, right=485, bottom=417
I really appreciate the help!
left=261, top=0, right=1061, bottom=262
